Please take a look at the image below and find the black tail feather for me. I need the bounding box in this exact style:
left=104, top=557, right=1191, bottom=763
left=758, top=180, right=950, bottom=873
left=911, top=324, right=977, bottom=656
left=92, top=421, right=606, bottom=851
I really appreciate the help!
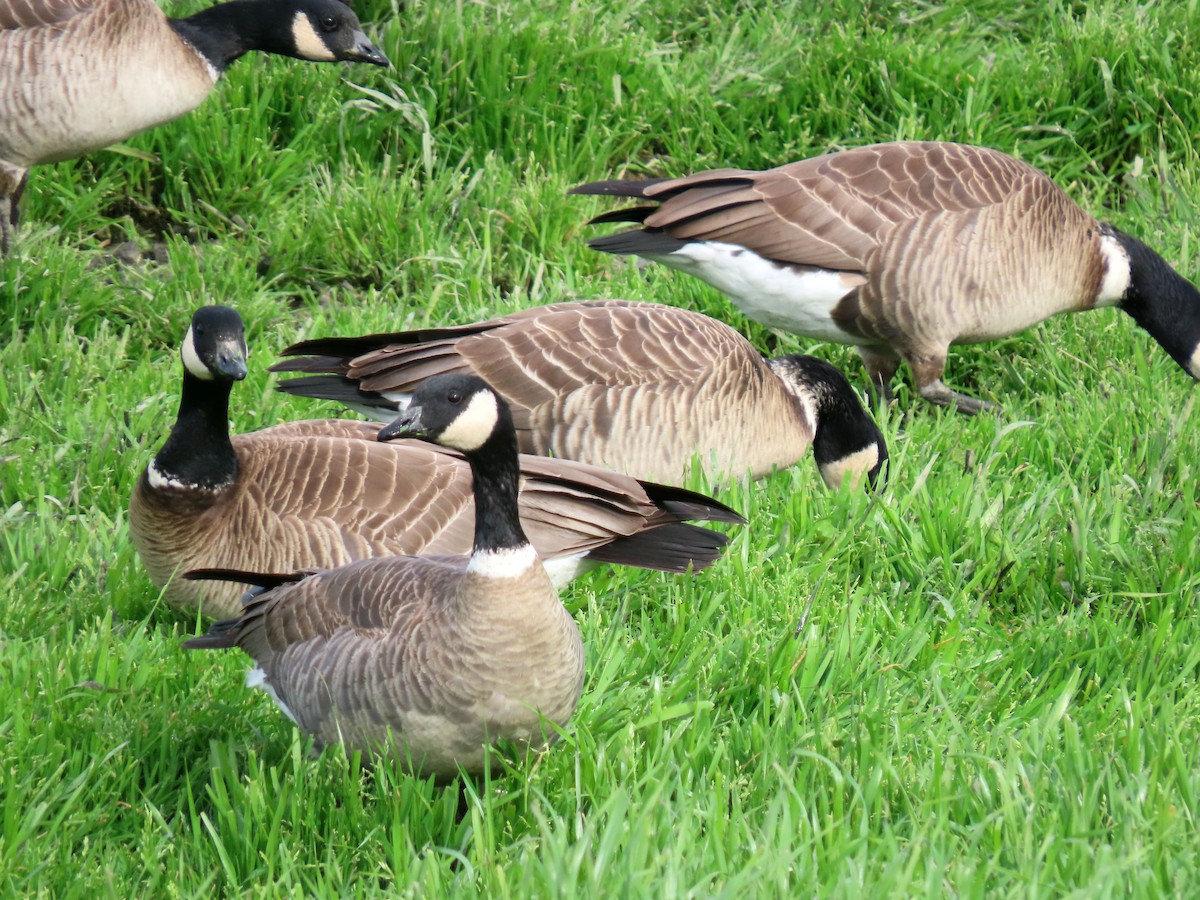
left=184, top=568, right=308, bottom=590
left=638, top=481, right=746, bottom=525
left=587, top=206, right=657, bottom=226
left=586, top=522, right=731, bottom=573
left=570, top=177, right=672, bottom=198
left=276, top=321, right=504, bottom=362
left=275, top=374, right=399, bottom=412
left=587, top=231, right=689, bottom=256
left=182, top=617, right=244, bottom=651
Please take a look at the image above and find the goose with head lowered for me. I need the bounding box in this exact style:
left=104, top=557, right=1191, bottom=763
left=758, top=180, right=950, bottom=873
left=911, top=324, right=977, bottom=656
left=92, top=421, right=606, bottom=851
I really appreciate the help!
left=185, top=374, right=589, bottom=776
left=573, top=141, right=1200, bottom=413
left=272, top=299, right=888, bottom=488
left=129, top=306, right=744, bottom=619
left=0, top=0, right=389, bottom=254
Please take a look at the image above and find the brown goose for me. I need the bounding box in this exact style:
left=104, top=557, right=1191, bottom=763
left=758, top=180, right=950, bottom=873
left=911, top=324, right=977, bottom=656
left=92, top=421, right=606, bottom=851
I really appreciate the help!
left=185, top=374, right=588, bottom=776
left=129, top=306, right=744, bottom=618
left=271, top=299, right=887, bottom=488
left=0, top=0, right=388, bottom=254
left=572, top=141, right=1200, bottom=413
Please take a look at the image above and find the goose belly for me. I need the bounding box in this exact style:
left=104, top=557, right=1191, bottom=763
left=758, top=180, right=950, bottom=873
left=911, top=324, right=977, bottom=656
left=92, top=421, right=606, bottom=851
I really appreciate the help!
left=648, top=242, right=871, bottom=344
left=0, top=33, right=217, bottom=167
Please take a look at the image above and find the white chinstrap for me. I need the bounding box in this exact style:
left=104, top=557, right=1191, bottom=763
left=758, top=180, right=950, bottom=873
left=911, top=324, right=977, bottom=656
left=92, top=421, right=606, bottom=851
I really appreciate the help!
left=180, top=327, right=214, bottom=381
left=1095, top=234, right=1132, bottom=307
left=437, top=390, right=500, bottom=451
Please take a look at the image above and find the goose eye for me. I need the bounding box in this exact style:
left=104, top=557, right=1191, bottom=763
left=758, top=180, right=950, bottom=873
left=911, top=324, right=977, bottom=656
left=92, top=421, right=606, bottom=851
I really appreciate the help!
left=319, top=14, right=338, bottom=32
left=447, top=390, right=463, bottom=405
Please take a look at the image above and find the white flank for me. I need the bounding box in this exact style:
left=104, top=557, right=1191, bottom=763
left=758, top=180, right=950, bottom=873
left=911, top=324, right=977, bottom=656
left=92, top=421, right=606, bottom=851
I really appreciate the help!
left=247, top=666, right=299, bottom=724
left=1095, top=234, right=1132, bottom=307
left=468, top=543, right=539, bottom=579
left=817, top=444, right=880, bottom=491
left=180, top=326, right=214, bottom=381
left=541, top=551, right=593, bottom=588
left=1189, top=345, right=1200, bottom=380
left=438, top=390, right=500, bottom=451
left=291, top=13, right=338, bottom=61
left=652, top=242, right=867, bottom=342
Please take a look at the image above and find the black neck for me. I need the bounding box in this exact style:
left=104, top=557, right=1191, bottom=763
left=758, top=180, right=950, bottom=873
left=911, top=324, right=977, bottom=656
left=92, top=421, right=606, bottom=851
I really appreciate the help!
left=169, top=0, right=295, bottom=72
left=1113, top=227, right=1200, bottom=373
left=152, top=372, right=239, bottom=490
left=464, top=430, right=529, bottom=555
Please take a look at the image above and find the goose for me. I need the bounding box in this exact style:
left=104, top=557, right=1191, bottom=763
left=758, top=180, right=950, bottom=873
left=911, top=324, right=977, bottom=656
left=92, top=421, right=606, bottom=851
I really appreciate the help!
left=129, top=306, right=744, bottom=619
left=0, top=0, right=389, bottom=254
left=185, top=374, right=589, bottom=776
left=572, top=141, right=1200, bottom=414
left=270, top=299, right=888, bottom=488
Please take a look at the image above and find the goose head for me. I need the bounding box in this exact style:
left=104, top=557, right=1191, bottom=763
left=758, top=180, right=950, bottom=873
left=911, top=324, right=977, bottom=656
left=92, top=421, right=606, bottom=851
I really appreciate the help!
left=181, top=305, right=248, bottom=383
left=378, top=374, right=513, bottom=454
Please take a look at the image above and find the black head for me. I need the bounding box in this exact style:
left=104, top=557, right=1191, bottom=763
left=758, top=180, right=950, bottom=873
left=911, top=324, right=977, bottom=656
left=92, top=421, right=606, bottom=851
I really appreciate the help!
left=378, top=374, right=512, bottom=453
left=182, top=306, right=248, bottom=383
left=773, top=355, right=888, bottom=490
left=1107, top=225, right=1200, bottom=382
left=281, top=0, right=390, bottom=66
left=174, top=0, right=390, bottom=70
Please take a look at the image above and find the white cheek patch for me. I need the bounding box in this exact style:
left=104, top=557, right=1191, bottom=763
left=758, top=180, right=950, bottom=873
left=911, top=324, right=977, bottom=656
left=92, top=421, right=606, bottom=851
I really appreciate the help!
left=1189, top=345, right=1200, bottom=380
left=291, top=13, right=338, bottom=61
left=247, top=666, right=299, bottom=724
left=817, top=443, right=879, bottom=491
left=1096, top=234, right=1132, bottom=307
left=650, top=242, right=867, bottom=342
left=437, top=391, right=499, bottom=452
left=181, top=326, right=214, bottom=381
left=467, top=543, right=539, bottom=579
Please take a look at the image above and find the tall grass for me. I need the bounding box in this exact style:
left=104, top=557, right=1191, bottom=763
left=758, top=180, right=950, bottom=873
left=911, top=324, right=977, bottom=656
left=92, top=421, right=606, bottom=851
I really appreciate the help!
left=2, top=0, right=1200, bottom=895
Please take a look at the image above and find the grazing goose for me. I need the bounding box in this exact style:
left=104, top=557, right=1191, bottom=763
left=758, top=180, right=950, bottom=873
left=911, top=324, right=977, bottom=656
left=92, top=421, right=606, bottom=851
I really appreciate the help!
left=185, top=374, right=588, bottom=776
left=272, top=299, right=888, bottom=488
left=572, top=141, right=1200, bottom=413
left=0, top=0, right=389, bottom=254
left=130, top=306, right=744, bottom=618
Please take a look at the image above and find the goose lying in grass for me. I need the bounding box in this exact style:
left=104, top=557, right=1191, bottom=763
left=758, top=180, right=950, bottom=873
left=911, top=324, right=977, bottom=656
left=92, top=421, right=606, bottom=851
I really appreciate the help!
left=185, top=374, right=592, bottom=776
left=130, top=306, right=744, bottom=618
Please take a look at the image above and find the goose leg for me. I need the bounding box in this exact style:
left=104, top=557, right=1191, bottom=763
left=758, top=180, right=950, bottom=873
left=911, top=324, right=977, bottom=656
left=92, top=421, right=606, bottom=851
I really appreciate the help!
left=0, top=196, right=11, bottom=257
left=858, top=346, right=900, bottom=405
left=907, top=351, right=999, bottom=415
left=0, top=166, right=24, bottom=257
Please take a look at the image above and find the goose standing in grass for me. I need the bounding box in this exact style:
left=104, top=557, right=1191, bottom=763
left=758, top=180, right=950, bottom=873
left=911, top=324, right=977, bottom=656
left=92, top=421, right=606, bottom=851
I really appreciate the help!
left=129, top=306, right=744, bottom=618
left=573, top=141, right=1200, bottom=413
left=0, top=0, right=389, bottom=254
left=272, top=299, right=888, bottom=488
left=185, top=374, right=589, bottom=776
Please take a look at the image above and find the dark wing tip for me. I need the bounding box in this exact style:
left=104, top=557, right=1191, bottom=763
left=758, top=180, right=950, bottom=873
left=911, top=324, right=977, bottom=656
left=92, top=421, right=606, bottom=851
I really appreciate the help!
left=639, top=481, right=747, bottom=525
left=585, top=522, right=732, bottom=574
left=183, top=568, right=307, bottom=589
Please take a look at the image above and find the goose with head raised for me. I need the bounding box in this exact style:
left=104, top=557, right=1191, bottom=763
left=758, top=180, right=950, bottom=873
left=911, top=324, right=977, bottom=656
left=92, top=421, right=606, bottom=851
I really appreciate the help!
left=185, top=374, right=589, bottom=776
left=129, top=306, right=744, bottom=618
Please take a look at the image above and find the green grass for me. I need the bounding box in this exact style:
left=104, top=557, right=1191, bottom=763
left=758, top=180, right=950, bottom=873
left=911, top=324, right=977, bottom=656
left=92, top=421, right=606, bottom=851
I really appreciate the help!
left=3, top=0, right=1200, bottom=894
